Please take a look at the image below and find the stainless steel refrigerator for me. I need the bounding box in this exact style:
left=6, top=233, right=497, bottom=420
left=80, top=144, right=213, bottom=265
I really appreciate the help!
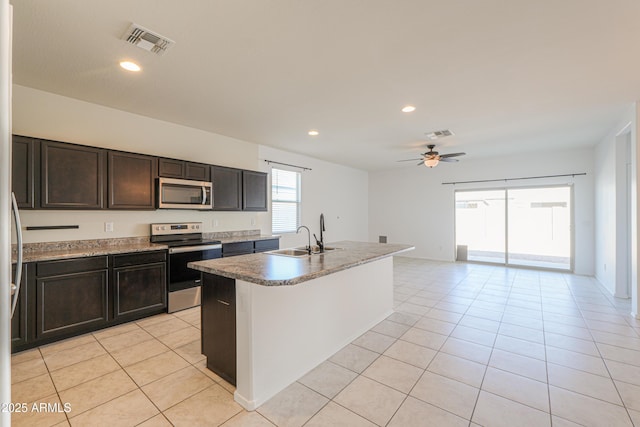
left=1, top=2, right=12, bottom=426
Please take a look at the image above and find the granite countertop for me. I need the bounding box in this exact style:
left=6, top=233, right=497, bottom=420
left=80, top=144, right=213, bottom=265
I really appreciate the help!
left=10, top=230, right=281, bottom=263
left=188, top=240, right=414, bottom=286
left=12, top=238, right=168, bottom=263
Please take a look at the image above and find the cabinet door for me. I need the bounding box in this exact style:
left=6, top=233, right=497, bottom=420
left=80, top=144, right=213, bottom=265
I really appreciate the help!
left=12, top=135, right=37, bottom=209
left=185, top=162, right=210, bottom=182
left=35, top=269, right=109, bottom=340
left=11, top=263, right=29, bottom=350
left=242, top=170, right=268, bottom=211
left=222, top=241, right=254, bottom=257
left=202, top=274, right=236, bottom=385
left=108, top=151, right=157, bottom=209
left=212, top=166, right=242, bottom=211
left=158, top=158, right=185, bottom=178
left=40, top=140, right=105, bottom=209
left=254, top=239, right=279, bottom=253
left=113, top=262, right=166, bottom=320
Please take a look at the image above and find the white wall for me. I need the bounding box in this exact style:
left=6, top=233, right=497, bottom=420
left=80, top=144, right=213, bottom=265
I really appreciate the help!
left=369, top=148, right=595, bottom=275
left=594, top=106, right=635, bottom=297
left=12, top=85, right=369, bottom=245
left=257, top=145, right=369, bottom=249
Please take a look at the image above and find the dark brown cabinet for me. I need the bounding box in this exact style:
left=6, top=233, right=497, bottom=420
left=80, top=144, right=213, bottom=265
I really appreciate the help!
left=159, top=158, right=210, bottom=181
left=222, top=241, right=254, bottom=257
left=34, top=256, right=109, bottom=341
left=212, top=166, right=242, bottom=211
left=202, top=274, right=236, bottom=385
left=112, top=251, right=166, bottom=321
left=40, top=140, right=106, bottom=209
left=11, top=263, right=29, bottom=350
left=12, top=135, right=37, bottom=209
left=222, top=239, right=280, bottom=257
left=242, top=170, right=268, bottom=211
left=254, top=239, right=279, bottom=253
left=185, top=162, right=210, bottom=181
left=108, top=151, right=157, bottom=209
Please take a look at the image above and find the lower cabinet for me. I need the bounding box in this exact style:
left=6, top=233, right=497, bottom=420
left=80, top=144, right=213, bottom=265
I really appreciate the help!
left=11, top=251, right=168, bottom=352
left=11, top=264, right=29, bottom=350
left=112, top=251, right=166, bottom=321
left=222, top=241, right=254, bottom=257
left=222, top=239, right=280, bottom=257
left=34, top=257, right=110, bottom=341
left=202, top=273, right=236, bottom=385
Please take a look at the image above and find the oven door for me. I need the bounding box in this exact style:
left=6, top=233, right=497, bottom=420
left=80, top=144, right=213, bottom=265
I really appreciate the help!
left=168, top=244, right=222, bottom=293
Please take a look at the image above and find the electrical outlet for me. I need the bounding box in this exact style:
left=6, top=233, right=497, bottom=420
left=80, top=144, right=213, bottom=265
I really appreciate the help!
left=212, top=219, right=219, bottom=227
left=104, top=222, right=114, bottom=232
left=251, top=218, right=256, bottom=226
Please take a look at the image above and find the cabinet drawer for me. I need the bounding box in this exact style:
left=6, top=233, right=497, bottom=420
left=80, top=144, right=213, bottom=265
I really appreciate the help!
left=222, top=241, right=254, bottom=256
left=37, top=256, right=109, bottom=277
left=113, top=251, right=166, bottom=268
left=254, top=239, right=279, bottom=252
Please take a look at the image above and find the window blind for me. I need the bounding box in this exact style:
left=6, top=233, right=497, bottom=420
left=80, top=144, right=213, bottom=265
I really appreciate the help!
left=271, top=168, right=301, bottom=233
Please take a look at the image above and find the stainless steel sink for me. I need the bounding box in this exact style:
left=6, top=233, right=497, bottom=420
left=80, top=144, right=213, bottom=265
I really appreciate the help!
left=266, top=246, right=344, bottom=257
left=266, top=248, right=311, bottom=257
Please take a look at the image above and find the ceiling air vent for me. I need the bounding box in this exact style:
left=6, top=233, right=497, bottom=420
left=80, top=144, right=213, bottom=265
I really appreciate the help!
left=122, top=23, right=174, bottom=55
left=425, top=130, right=455, bottom=139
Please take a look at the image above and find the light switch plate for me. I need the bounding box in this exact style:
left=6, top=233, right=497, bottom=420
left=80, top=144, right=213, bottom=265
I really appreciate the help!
left=105, top=222, right=114, bottom=232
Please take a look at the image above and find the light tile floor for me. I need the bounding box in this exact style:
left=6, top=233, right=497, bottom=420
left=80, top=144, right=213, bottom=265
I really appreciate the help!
left=10, top=257, right=640, bottom=426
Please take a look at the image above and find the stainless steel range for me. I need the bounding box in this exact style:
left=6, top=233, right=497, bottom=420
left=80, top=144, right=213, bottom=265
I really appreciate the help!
left=150, top=222, right=222, bottom=313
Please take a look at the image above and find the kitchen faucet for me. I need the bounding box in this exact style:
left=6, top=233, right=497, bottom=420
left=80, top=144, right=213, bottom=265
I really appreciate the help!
left=314, top=213, right=325, bottom=253
left=297, top=225, right=312, bottom=255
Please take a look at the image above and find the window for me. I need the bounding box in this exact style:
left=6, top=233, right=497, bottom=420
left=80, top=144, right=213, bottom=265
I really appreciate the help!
left=271, top=168, right=301, bottom=233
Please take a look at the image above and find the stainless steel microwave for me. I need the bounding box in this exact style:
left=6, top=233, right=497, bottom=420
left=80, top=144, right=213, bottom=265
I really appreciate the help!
left=157, top=177, right=213, bottom=210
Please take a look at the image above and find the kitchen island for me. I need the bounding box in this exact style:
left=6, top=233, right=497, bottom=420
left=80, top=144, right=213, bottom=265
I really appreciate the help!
left=188, top=240, right=413, bottom=410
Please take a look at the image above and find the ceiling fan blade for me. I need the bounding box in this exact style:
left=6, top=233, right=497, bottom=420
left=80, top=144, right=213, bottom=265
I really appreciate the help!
left=439, top=157, right=459, bottom=162
left=439, top=152, right=466, bottom=158
left=416, top=161, right=424, bottom=166
left=396, top=158, right=423, bottom=162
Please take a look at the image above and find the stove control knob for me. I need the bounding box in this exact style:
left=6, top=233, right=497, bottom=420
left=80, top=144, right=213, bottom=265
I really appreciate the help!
left=195, top=225, right=200, bottom=229
left=161, top=226, right=167, bottom=230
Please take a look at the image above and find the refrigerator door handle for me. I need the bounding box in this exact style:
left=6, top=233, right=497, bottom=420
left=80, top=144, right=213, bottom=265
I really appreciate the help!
left=10, top=192, right=22, bottom=318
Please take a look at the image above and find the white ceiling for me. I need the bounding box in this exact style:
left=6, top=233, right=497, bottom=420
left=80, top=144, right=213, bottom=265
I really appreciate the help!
left=10, top=0, right=640, bottom=171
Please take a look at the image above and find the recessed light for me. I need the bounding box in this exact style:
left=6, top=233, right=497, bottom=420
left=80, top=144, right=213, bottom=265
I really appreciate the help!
left=119, top=61, right=141, bottom=72
left=401, top=105, right=416, bottom=113
left=308, top=130, right=319, bottom=136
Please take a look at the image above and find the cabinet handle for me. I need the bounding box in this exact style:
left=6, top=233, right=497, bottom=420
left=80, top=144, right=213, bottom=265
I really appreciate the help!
left=216, top=299, right=230, bottom=306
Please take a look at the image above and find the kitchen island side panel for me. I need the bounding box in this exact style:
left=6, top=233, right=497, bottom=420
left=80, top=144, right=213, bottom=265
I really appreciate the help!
left=233, top=256, right=393, bottom=410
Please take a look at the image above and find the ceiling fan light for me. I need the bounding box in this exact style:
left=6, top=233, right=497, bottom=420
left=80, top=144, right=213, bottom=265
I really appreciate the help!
left=424, top=158, right=439, bottom=168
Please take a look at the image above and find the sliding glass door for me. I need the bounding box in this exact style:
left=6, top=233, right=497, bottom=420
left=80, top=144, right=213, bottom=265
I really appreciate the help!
left=455, top=190, right=505, bottom=264
left=455, top=185, right=572, bottom=270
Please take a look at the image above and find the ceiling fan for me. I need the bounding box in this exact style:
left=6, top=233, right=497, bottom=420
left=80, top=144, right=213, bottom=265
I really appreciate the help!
left=398, top=144, right=466, bottom=168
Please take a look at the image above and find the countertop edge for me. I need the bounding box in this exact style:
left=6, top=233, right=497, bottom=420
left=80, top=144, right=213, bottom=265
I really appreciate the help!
left=14, top=244, right=169, bottom=264
left=190, top=244, right=415, bottom=286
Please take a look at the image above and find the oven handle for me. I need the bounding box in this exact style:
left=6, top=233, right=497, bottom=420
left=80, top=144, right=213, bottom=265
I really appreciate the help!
left=169, top=244, right=222, bottom=254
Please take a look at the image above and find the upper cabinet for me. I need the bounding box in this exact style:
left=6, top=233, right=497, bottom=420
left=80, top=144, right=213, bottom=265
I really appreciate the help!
left=212, top=166, right=242, bottom=211
left=40, top=140, right=106, bottom=209
left=12, top=135, right=37, bottom=209
left=159, top=158, right=210, bottom=182
left=108, top=151, right=157, bottom=210
left=242, top=170, right=268, bottom=211
left=12, top=135, right=269, bottom=212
